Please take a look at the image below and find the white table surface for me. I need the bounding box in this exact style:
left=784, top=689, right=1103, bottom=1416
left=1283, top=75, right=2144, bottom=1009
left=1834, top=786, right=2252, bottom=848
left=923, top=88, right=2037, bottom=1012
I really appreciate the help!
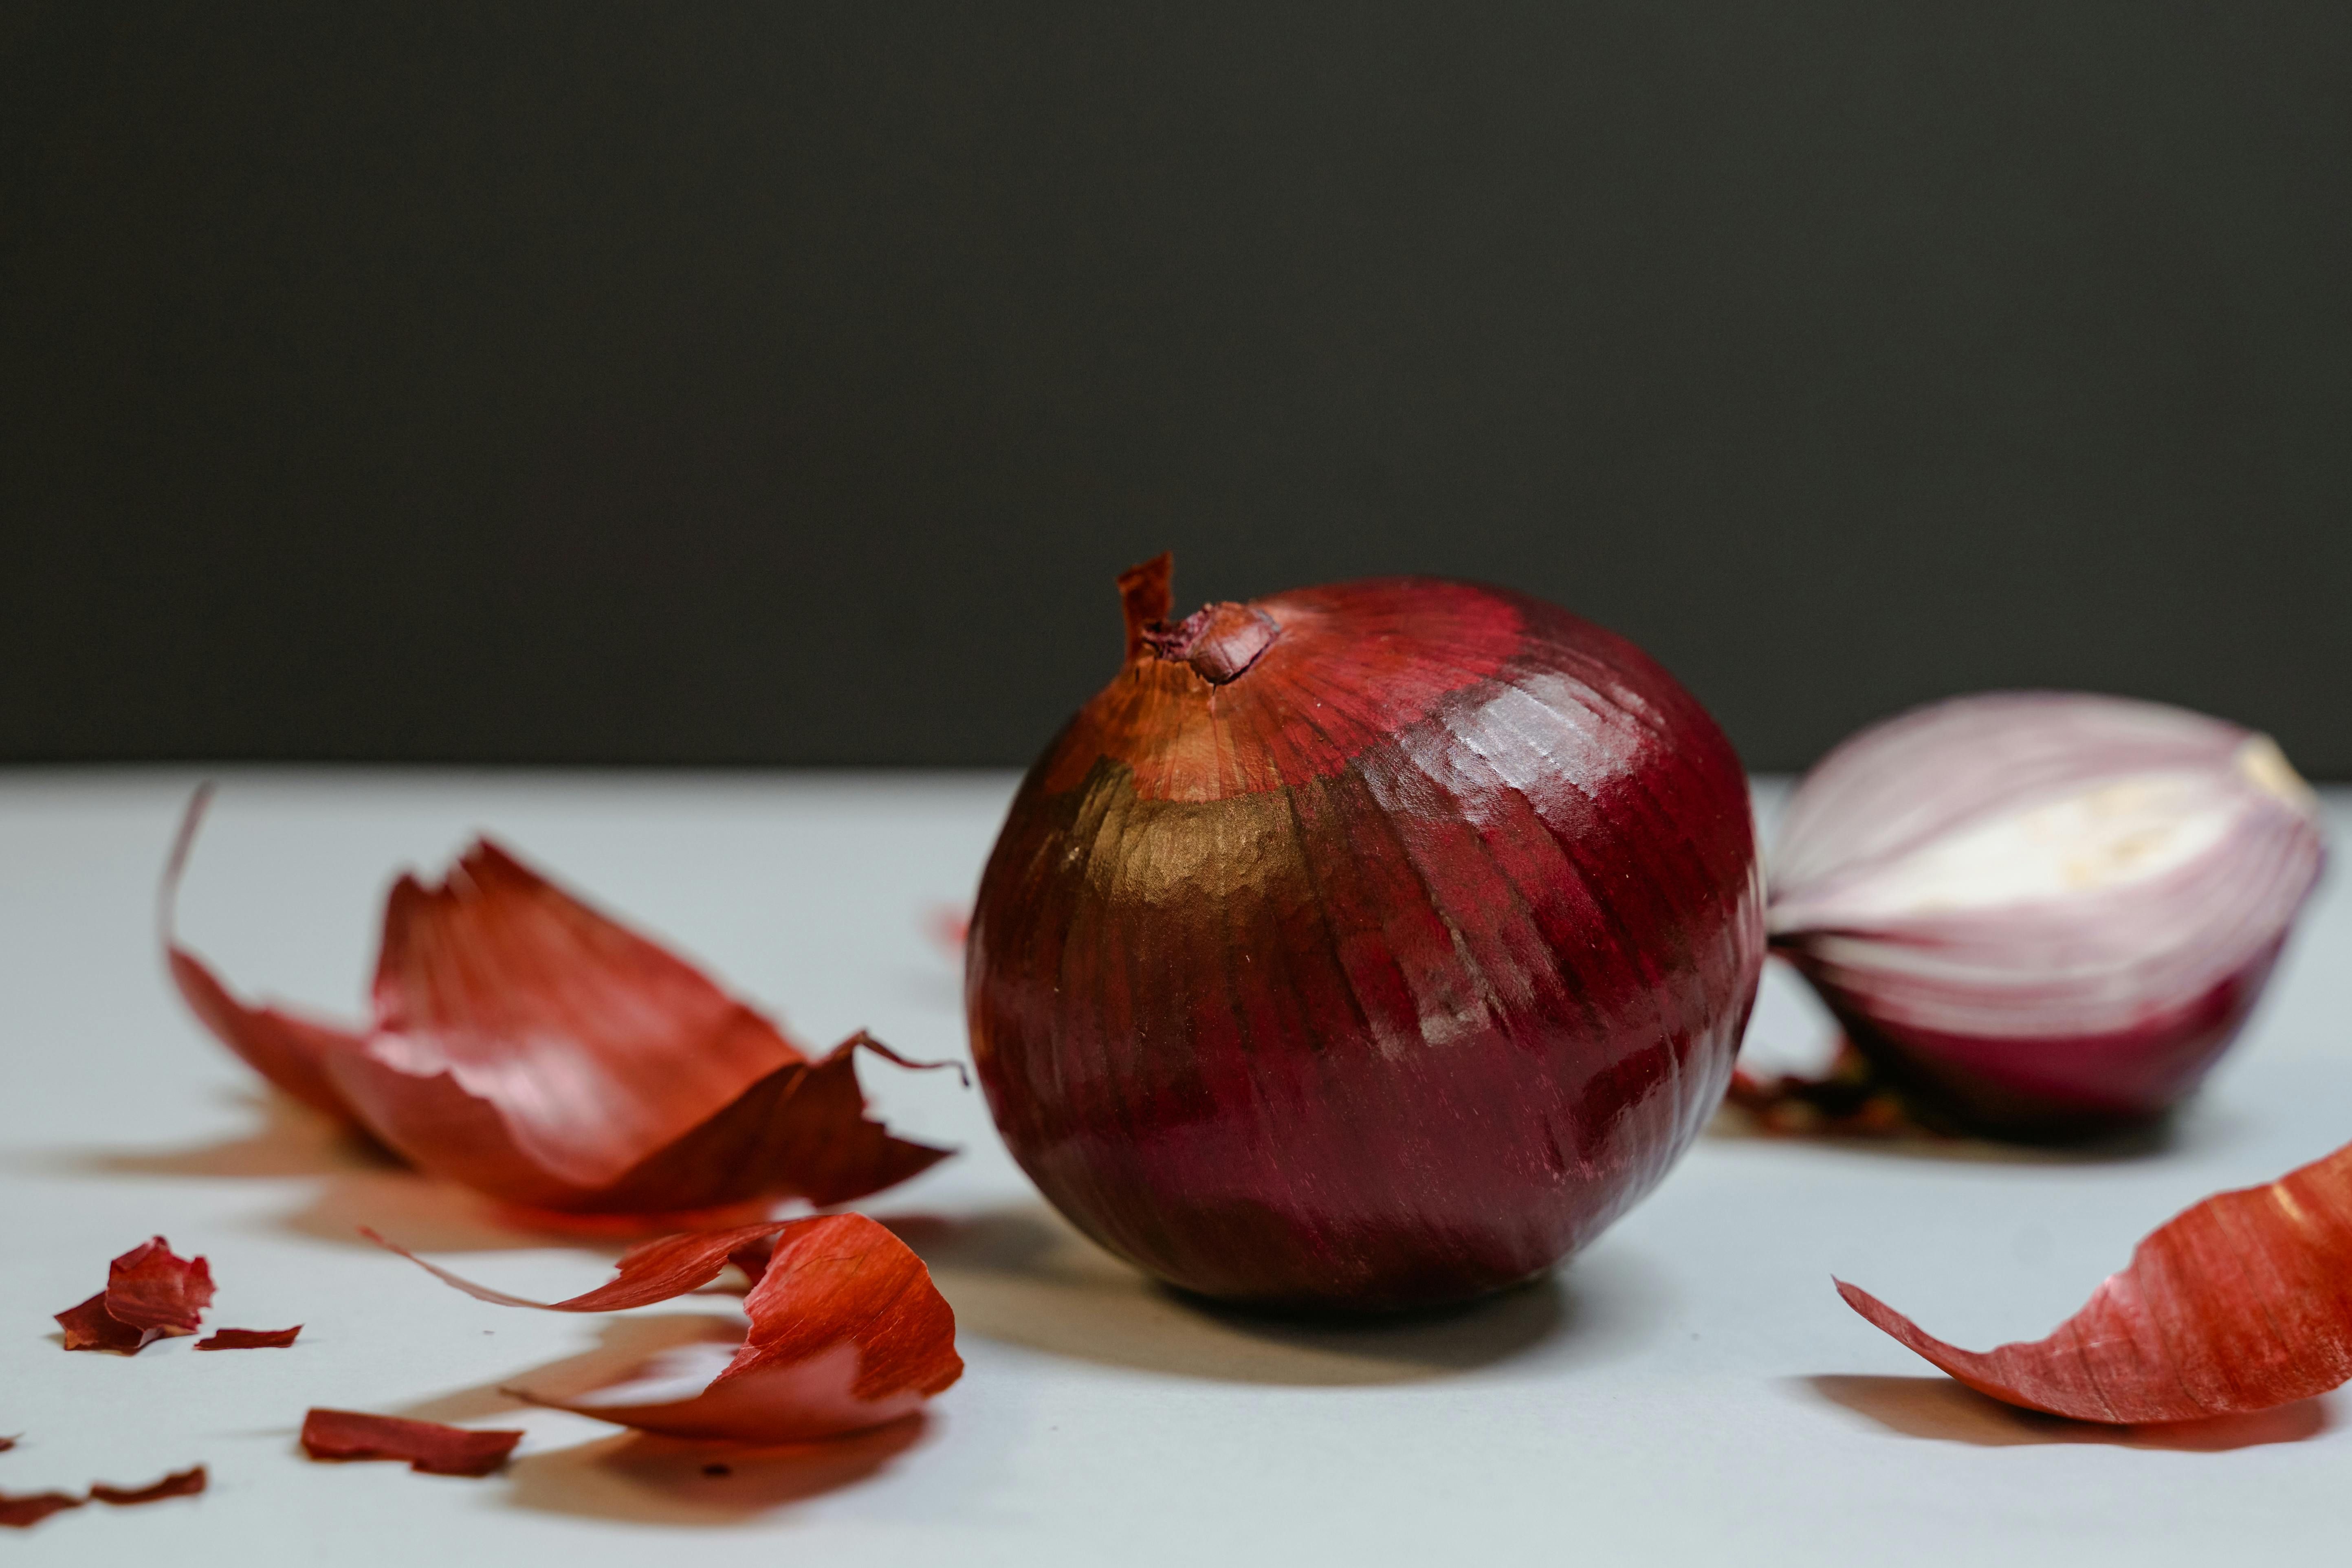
left=3, top=769, right=2348, bottom=1566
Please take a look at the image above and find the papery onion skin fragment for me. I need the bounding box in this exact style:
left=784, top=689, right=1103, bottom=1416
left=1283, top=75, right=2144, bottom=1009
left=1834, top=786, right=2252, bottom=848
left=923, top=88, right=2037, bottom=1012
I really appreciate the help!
left=164, top=796, right=955, bottom=1216
left=0, top=1491, right=84, bottom=1528
left=1770, top=693, right=2326, bottom=1137
left=195, top=1326, right=301, bottom=1350
left=299, top=1410, right=522, bottom=1477
left=55, top=1238, right=215, bottom=1353
left=88, top=1467, right=207, bottom=1506
left=1839, top=1136, right=2352, bottom=1423
left=369, top=1213, right=961, bottom=1443
left=968, top=556, right=1766, bottom=1311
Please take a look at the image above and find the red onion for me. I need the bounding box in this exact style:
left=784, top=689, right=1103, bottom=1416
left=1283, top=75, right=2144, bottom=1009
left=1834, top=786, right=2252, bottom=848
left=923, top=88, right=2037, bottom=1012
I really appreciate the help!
left=967, top=556, right=1764, bottom=1311
left=1769, top=693, right=2327, bottom=1136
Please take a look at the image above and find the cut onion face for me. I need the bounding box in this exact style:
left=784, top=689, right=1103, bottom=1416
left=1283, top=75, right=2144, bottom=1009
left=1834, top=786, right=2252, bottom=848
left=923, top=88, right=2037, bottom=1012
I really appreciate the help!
left=1769, top=693, right=2326, bottom=1136
left=1840, top=1136, right=2352, bottom=1423
left=164, top=794, right=957, bottom=1217
left=370, top=1213, right=961, bottom=1444
left=970, top=557, right=1765, bottom=1310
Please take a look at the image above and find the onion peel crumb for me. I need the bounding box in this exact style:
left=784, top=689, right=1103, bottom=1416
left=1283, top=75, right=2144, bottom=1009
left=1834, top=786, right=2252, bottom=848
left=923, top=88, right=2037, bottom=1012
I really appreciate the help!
left=55, top=1237, right=214, bottom=1354
left=299, top=1410, right=522, bottom=1477
left=0, top=1491, right=84, bottom=1528
left=89, top=1467, right=207, bottom=1506
left=195, top=1326, right=302, bottom=1350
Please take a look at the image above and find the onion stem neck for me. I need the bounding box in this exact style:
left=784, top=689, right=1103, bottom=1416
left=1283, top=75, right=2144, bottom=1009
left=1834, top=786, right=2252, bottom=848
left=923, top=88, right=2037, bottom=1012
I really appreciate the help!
left=1142, top=601, right=1280, bottom=684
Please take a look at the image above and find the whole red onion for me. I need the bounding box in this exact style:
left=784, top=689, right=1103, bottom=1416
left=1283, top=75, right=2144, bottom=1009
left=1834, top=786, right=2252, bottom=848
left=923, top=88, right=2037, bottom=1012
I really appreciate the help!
left=967, top=556, right=1764, bottom=1311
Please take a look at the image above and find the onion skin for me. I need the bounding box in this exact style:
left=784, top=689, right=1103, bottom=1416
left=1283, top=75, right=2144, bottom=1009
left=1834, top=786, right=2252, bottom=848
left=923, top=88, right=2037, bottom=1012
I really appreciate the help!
left=1769, top=693, right=2327, bottom=1139
left=968, top=557, right=1764, bottom=1311
left=1839, top=1133, right=2352, bottom=1423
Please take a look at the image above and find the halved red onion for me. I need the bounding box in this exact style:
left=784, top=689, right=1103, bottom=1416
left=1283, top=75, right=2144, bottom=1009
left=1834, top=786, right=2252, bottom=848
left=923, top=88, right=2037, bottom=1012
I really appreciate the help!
left=165, top=792, right=957, bottom=1218
left=1770, top=693, right=2326, bottom=1135
left=969, top=557, right=1765, bottom=1310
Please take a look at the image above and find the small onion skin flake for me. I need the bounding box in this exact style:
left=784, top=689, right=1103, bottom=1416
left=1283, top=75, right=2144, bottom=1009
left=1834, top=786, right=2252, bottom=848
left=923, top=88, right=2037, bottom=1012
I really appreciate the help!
left=195, top=1326, right=301, bottom=1350
left=0, top=1467, right=207, bottom=1528
left=969, top=558, right=1766, bottom=1311
left=1840, top=1137, right=2352, bottom=1423
left=300, top=1410, right=523, bottom=1477
left=56, top=1238, right=215, bottom=1353
left=1770, top=693, right=2326, bottom=1137
left=370, top=1213, right=962, bottom=1443
left=89, top=1466, right=207, bottom=1506
left=163, top=794, right=955, bottom=1216
left=0, top=1491, right=84, bottom=1528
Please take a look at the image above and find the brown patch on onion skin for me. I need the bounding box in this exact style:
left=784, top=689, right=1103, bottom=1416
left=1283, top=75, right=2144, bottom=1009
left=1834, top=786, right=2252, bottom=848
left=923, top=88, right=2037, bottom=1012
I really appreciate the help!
left=971, top=559, right=1766, bottom=1311
left=1839, top=1135, right=2352, bottom=1423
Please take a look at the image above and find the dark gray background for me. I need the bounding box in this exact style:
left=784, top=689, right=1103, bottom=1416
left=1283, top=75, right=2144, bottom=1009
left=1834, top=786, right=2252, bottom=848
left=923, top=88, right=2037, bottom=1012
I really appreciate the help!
left=6, top=4, right=2346, bottom=774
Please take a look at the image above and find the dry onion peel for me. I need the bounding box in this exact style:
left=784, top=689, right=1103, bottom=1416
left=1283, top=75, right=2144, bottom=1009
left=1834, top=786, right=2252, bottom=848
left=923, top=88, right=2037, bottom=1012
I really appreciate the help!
left=55, top=1237, right=215, bottom=1354
left=0, top=1491, right=83, bottom=1528
left=1771, top=693, right=2325, bottom=1135
left=0, top=1467, right=207, bottom=1528
left=87, top=1467, right=208, bottom=1506
left=164, top=789, right=960, bottom=1215
left=1839, top=1137, right=2352, bottom=1423
left=300, top=1410, right=522, bottom=1476
left=367, top=1213, right=961, bottom=1443
left=195, top=1326, right=301, bottom=1350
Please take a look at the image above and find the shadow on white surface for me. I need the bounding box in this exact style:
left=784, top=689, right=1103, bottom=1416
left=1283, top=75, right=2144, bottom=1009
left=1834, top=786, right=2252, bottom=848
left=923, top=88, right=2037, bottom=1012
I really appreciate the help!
left=383, top=1315, right=931, bottom=1525
left=72, top=1090, right=399, bottom=1179
left=394, top=1314, right=745, bottom=1425
left=502, top=1418, right=931, bottom=1525
left=1705, top=1086, right=2219, bottom=1166
left=1804, top=1374, right=2333, bottom=1450
left=59, top=1089, right=635, bottom=1253
left=886, top=1204, right=1658, bottom=1386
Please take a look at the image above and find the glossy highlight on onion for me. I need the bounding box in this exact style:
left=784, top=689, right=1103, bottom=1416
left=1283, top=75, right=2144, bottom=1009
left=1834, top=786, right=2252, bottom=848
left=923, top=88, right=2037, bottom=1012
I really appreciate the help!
left=967, top=555, right=1765, bottom=1311
left=1769, top=693, right=2326, bottom=1137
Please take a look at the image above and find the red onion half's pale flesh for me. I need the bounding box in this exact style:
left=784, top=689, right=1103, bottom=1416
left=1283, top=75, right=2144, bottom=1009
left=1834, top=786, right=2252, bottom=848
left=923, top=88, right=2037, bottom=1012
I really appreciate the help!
left=1770, top=693, right=2327, bottom=1137
left=967, top=556, right=1765, bottom=1311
